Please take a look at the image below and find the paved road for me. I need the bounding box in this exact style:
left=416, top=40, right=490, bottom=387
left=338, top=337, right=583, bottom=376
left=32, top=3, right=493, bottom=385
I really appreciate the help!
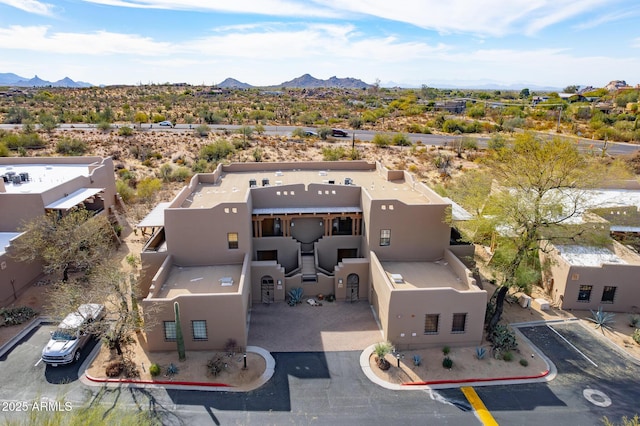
left=1, top=123, right=637, bottom=155
left=438, top=322, right=640, bottom=425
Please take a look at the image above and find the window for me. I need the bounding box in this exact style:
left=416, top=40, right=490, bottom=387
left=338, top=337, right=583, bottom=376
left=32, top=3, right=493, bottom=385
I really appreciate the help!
left=601, top=286, right=617, bottom=303
left=578, top=285, right=592, bottom=302
left=192, top=320, right=208, bottom=341
left=164, top=321, right=176, bottom=341
left=424, top=314, right=439, bottom=334
left=451, top=313, right=467, bottom=333
left=380, top=229, right=391, bottom=246
left=227, top=232, right=239, bottom=249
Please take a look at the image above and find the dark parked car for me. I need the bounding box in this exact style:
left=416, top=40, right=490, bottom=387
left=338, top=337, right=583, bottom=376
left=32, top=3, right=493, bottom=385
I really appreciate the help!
left=331, top=129, right=348, bottom=137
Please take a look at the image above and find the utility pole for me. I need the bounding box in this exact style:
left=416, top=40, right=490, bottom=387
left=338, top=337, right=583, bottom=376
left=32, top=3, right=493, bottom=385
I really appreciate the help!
left=556, top=106, right=562, bottom=133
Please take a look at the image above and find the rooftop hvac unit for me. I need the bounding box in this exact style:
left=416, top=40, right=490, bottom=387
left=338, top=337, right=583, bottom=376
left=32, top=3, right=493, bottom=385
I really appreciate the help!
left=12, top=176, right=21, bottom=185
left=262, top=178, right=270, bottom=187
left=19, top=172, right=29, bottom=181
left=249, top=179, right=257, bottom=188
left=344, top=177, right=353, bottom=185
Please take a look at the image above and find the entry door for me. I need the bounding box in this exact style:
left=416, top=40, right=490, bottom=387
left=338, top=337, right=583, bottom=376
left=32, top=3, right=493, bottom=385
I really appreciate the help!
left=347, top=273, right=359, bottom=303
left=261, top=276, right=274, bottom=304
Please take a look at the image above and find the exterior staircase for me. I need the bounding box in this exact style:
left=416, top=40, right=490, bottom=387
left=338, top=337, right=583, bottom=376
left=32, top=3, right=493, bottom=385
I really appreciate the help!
left=301, top=253, right=317, bottom=282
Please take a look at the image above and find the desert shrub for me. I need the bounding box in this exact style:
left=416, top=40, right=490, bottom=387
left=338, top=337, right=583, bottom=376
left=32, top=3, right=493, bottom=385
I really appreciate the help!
left=116, top=179, right=136, bottom=204
left=442, top=346, right=451, bottom=355
left=252, top=148, right=263, bottom=162
left=1, top=132, right=45, bottom=149
left=149, top=363, right=161, bottom=377
left=318, top=127, right=331, bottom=140
left=490, top=324, right=518, bottom=357
left=413, top=354, right=422, bottom=366
left=123, top=358, right=140, bottom=378
left=96, top=121, right=112, bottom=132
left=0, top=142, right=8, bottom=157
left=442, top=356, right=453, bottom=369
left=207, top=354, right=227, bottom=376
left=291, top=127, right=306, bottom=138
left=0, top=306, right=38, bottom=327
left=171, top=166, right=192, bottom=182
left=373, top=342, right=393, bottom=370
left=199, top=140, right=234, bottom=162
left=633, top=329, right=640, bottom=345
left=136, top=177, right=162, bottom=203
left=349, top=116, right=363, bottom=129
left=194, top=124, right=210, bottom=137
left=372, top=133, right=391, bottom=147
left=502, top=351, right=514, bottom=362
left=392, top=133, right=411, bottom=146
left=56, top=137, right=87, bottom=156
left=629, top=315, right=640, bottom=328
left=118, top=126, right=134, bottom=136
left=322, top=146, right=346, bottom=161
left=105, top=360, right=124, bottom=377
left=519, top=358, right=529, bottom=367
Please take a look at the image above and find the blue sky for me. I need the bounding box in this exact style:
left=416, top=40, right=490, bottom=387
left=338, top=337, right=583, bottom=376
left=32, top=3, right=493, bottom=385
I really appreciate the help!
left=0, top=0, right=639, bottom=88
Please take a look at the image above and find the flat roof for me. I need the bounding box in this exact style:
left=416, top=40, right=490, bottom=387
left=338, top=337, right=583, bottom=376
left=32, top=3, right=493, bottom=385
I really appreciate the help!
left=137, top=202, right=171, bottom=228
left=381, top=260, right=469, bottom=291
left=555, top=244, right=640, bottom=267
left=45, top=187, right=103, bottom=210
left=0, top=232, right=21, bottom=256
left=182, top=169, right=435, bottom=208
left=155, top=264, right=243, bottom=298
left=0, top=163, right=93, bottom=194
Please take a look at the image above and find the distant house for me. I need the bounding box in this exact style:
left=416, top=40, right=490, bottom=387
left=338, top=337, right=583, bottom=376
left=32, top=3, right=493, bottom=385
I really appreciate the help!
left=434, top=100, right=466, bottom=114
left=532, top=96, right=549, bottom=106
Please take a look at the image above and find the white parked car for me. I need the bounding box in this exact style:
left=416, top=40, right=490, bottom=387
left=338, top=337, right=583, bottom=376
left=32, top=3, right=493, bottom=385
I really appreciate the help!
left=158, top=120, right=174, bottom=127
left=41, top=304, right=105, bottom=366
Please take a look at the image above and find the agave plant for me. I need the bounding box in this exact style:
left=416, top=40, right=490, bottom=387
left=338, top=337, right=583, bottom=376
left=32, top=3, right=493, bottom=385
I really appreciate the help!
left=287, top=287, right=304, bottom=306
left=475, top=346, right=487, bottom=360
left=587, top=307, right=615, bottom=334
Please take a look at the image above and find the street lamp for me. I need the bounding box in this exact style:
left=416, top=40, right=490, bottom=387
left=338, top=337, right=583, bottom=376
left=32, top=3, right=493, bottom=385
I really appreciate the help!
left=243, top=353, right=247, bottom=370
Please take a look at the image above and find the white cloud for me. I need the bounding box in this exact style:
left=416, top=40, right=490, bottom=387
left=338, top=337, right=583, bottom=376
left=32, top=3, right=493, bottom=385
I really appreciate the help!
left=632, top=38, right=640, bottom=48
left=572, top=9, right=640, bottom=30
left=0, top=25, right=173, bottom=55
left=0, top=0, right=54, bottom=16
left=78, top=0, right=338, bottom=17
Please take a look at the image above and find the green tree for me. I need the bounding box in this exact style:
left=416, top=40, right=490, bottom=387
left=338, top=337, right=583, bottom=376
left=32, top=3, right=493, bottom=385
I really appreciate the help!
left=519, top=88, right=530, bottom=99
left=563, top=85, right=579, bottom=94
left=459, top=133, right=610, bottom=332
left=134, top=111, right=149, bottom=125
left=11, top=209, right=114, bottom=282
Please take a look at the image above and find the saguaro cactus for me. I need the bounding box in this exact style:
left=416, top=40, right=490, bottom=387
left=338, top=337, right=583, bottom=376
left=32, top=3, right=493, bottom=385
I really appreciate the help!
left=174, top=301, right=186, bottom=361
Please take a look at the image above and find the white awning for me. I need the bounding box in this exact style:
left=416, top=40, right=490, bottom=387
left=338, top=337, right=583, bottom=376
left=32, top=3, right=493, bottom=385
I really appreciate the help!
left=45, top=187, right=104, bottom=210
left=137, top=202, right=171, bottom=228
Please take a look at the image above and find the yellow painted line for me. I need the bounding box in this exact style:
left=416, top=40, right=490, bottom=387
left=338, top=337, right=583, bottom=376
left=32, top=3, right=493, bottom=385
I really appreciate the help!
left=461, top=386, right=499, bottom=426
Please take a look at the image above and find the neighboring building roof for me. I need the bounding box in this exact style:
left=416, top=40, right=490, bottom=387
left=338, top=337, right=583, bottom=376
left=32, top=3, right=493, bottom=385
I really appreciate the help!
left=0, top=163, right=94, bottom=194
left=137, top=202, right=171, bottom=228
left=0, top=232, right=21, bottom=256
left=555, top=244, right=627, bottom=267
left=45, top=187, right=104, bottom=210
left=442, top=197, right=473, bottom=221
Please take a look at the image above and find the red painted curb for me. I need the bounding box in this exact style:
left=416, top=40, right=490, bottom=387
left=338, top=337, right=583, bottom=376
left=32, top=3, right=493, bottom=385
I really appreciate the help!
left=401, top=370, right=550, bottom=386
left=85, top=374, right=233, bottom=387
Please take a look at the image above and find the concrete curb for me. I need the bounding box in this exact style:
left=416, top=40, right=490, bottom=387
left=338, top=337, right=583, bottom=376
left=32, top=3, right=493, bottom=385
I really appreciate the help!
left=80, top=345, right=276, bottom=392
left=0, top=316, right=53, bottom=359
left=360, top=326, right=557, bottom=391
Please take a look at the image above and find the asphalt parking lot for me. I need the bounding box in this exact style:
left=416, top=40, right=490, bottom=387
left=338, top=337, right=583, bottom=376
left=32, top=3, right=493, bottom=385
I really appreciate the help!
left=0, top=324, right=99, bottom=408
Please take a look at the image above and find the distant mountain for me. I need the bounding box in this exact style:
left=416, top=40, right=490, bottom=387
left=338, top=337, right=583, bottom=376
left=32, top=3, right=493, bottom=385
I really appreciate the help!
left=278, top=74, right=370, bottom=89
left=217, top=77, right=253, bottom=89
left=0, top=73, right=92, bottom=87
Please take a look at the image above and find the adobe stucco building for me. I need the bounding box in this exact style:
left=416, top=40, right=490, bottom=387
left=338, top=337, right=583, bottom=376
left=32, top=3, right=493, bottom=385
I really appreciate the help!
left=0, top=157, right=118, bottom=306
left=140, top=161, right=487, bottom=351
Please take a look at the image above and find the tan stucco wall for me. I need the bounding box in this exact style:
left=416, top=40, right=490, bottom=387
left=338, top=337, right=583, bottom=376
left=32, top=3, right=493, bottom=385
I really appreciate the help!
left=251, top=261, right=286, bottom=302
left=367, top=201, right=450, bottom=261
left=252, top=237, right=299, bottom=272
left=334, top=259, right=370, bottom=301
left=251, top=182, right=362, bottom=210
left=315, top=235, right=362, bottom=271
left=0, top=249, right=43, bottom=306
left=164, top=203, right=250, bottom=265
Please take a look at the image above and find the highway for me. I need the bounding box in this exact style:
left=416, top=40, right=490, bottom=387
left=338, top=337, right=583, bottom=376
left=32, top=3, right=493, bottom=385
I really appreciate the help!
left=1, top=123, right=638, bottom=156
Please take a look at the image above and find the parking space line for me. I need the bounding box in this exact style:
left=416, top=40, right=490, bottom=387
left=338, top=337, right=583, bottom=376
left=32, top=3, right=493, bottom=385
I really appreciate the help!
left=547, top=325, right=598, bottom=367
left=461, top=386, right=498, bottom=426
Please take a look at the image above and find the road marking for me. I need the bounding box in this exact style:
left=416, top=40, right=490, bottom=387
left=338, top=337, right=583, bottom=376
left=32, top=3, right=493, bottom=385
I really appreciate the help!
left=461, top=386, right=498, bottom=426
left=34, top=358, right=42, bottom=367
left=546, top=325, right=598, bottom=367
left=583, top=388, right=612, bottom=407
